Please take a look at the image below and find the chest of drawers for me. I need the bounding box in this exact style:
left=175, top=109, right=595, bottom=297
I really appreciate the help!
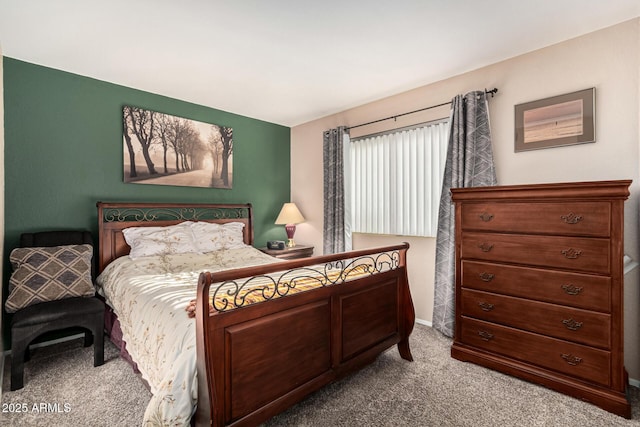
left=451, top=180, right=631, bottom=418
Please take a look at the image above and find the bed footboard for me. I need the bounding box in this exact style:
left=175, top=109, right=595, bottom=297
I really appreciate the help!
left=194, top=244, right=414, bottom=427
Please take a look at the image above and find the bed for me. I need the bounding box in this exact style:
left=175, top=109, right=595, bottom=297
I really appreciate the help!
left=96, top=201, right=415, bottom=426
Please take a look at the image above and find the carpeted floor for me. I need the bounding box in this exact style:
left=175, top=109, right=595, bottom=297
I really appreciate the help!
left=0, top=334, right=150, bottom=426
left=1, top=324, right=639, bottom=426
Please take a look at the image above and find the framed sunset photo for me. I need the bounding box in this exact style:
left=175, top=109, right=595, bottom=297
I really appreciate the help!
left=515, top=88, right=595, bottom=152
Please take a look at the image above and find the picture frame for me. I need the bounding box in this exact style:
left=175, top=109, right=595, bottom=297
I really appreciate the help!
left=514, top=88, right=595, bottom=152
left=122, top=106, right=233, bottom=189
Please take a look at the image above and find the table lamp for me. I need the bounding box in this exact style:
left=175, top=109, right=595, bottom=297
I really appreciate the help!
left=275, top=202, right=305, bottom=247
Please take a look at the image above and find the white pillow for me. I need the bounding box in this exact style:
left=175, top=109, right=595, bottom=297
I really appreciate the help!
left=123, top=222, right=199, bottom=259
left=190, top=221, right=247, bottom=253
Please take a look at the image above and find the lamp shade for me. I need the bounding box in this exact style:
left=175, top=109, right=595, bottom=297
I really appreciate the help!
left=275, top=203, right=305, bottom=224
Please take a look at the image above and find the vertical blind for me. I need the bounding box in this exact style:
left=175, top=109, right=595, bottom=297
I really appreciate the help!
left=349, top=119, right=449, bottom=237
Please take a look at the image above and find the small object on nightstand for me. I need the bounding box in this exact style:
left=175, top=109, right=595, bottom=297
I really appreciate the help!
left=259, top=244, right=314, bottom=260
left=267, top=240, right=285, bottom=250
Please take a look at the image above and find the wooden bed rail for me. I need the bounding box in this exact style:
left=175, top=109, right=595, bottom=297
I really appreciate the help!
left=194, top=243, right=414, bottom=427
left=203, top=242, right=409, bottom=284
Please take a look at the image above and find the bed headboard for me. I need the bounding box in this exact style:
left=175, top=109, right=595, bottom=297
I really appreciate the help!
left=96, top=202, right=254, bottom=273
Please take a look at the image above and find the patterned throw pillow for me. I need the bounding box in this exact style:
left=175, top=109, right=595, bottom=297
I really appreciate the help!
left=5, top=244, right=95, bottom=313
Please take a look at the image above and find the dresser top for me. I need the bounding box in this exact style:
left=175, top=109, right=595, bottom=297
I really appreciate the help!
left=451, top=179, right=631, bottom=201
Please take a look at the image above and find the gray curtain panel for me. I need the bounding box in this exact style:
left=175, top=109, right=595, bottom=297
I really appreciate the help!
left=323, top=126, right=349, bottom=254
left=433, top=91, right=497, bottom=337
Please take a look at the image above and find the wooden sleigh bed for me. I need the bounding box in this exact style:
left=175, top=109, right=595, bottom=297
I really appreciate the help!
left=96, top=201, right=415, bottom=426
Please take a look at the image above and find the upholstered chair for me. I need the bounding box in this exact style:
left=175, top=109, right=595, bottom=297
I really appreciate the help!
left=7, top=230, right=105, bottom=391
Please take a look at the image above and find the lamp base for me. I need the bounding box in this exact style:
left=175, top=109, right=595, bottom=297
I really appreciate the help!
left=285, top=224, right=297, bottom=247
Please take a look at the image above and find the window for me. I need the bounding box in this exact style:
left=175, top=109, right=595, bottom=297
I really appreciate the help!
left=348, top=119, right=449, bottom=237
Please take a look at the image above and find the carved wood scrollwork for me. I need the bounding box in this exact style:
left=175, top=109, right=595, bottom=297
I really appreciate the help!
left=561, top=353, right=583, bottom=366
left=561, top=212, right=583, bottom=224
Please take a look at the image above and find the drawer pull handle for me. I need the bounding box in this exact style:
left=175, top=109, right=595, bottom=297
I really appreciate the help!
left=561, top=248, right=582, bottom=259
left=478, top=302, right=495, bottom=312
left=479, top=272, right=495, bottom=282
left=561, top=212, right=584, bottom=224
left=478, top=243, right=494, bottom=252
left=478, top=330, right=494, bottom=341
left=561, top=284, right=583, bottom=295
left=561, top=353, right=583, bottom=366
left=562, top=318, right=583, bottom=331
left=479, top=212, right=494, bottom=222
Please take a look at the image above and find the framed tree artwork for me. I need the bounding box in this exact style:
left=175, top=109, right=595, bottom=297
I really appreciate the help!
left=514, top=88, right=595, bottom=152
left=123, top=106, right=233, bottom=188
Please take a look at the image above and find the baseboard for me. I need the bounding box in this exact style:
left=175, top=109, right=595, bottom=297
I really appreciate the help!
left=415, top=318, right=432, bottom=327
left=2, top=333, right=85, bottom=357
left=629, top=378, right=640, bottom=388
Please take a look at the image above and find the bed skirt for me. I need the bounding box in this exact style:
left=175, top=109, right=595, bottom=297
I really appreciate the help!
left=103, top=304, right=140, bottom=374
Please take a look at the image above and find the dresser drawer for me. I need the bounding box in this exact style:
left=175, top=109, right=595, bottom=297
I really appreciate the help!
left=460, top=317, right=611, bottom=386
left=460, top=201, right=610, bottom=237
left=461, top=289, right=611, bottom=348
left=461, top=232, right=610, bottom=274
left=461, top=261, right=611, bottom=312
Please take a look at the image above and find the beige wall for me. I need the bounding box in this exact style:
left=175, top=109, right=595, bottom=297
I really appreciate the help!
left=291, top=19, right=640, bottom=380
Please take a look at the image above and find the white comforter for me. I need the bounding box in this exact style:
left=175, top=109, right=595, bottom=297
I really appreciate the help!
left=96, top=246, right=279, bottom=426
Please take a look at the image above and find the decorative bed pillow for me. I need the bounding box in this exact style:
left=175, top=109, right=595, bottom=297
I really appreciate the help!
left=5, top=244, right=95, bottom=313
left=190, top=221, right=246, bottom=253
left=122, top=222, right=198, bottom=259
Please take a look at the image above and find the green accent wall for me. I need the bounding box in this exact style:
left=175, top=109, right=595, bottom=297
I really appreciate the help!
left=3, top=57, right=291, bottom=253
left=2, top=57, right=291, bottom=345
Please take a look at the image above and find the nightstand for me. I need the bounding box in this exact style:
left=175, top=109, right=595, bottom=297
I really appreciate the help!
left=258, top=244, right=314, bottom=260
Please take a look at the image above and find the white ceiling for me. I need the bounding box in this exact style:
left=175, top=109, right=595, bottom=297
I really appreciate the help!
left=1, top=0, right=639, bottom=127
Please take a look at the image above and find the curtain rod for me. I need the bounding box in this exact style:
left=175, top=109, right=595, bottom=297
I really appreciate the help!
left=346, top=88, right=498, bottom=131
